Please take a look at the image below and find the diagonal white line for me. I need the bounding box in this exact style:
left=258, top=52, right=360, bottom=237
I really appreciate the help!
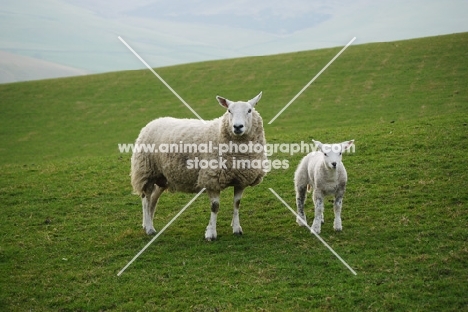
left=268, top=37, right=356, bottom=124
left=268, top=188, right=357, bottom=275
left=117, top=188, right=206, bottom=276
left=118, top=36, right=206, bottom=124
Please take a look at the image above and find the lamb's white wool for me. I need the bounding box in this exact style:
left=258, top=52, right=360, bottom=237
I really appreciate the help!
left=294, top=139, right=354, bottom=234
left=130, top=92, right=266, bottom=240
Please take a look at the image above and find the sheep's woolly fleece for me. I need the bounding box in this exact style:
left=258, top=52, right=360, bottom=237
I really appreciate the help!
left=131, top=109, right=267, bottom=195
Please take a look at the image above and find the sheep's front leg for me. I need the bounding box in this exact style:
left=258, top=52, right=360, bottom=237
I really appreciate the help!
left=231, top=186, right=244, bottom=235
left=295, top=184, right=308, bottom=226
left=333, top=194, right=344, bottom=232
left=205, top=192, right=220, bottom=241
left=312, top=191, right=324, bottom=234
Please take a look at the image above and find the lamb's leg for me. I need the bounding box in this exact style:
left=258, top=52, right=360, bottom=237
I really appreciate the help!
left=333, top=194, right=344, bottom=232
left=312, top=190, right=324, bottom=234
left=231, top=186, right=244, bottom=235
left=142, top=184, right=166, bottom=235
left=295, top=184, right=308, bottom=226
left=205, top=191, right=220, bottom=241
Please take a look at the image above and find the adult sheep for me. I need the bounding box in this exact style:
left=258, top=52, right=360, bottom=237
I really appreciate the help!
left=131, top=92, right=267, bottom=241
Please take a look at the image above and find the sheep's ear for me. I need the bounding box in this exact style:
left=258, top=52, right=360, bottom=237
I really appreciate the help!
left=312, top=140, right=323, bottom=151
left=341, top=140, right=354, bottom=152
left=216, top=96, right=231, bottom=109
left=248, top=91, right=262, bottom=107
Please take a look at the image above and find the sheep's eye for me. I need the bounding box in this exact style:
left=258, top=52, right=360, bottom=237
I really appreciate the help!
left=339, top=152, right=342, bottom=156
left=323, top=153, right=328, bottom=156
left=248, top=109, right=252, bottom=113
left=228, top=109, right=231, bottom=114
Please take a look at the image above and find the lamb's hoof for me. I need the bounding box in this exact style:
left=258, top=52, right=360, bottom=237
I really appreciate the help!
left=311, top=228, right=321, bottom=235
left=311, top=223, right=321, bottom=234
left=296, top=217, right=307, bottom=227
left=144, top=227, right=157, bottom=235
left=334, top=220, right=342, bottom=232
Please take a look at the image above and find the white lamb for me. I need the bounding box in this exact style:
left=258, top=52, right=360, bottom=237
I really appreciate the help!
left=294, top=139, right=354, bottom=234
left=130, top=92, right=267, bottom=241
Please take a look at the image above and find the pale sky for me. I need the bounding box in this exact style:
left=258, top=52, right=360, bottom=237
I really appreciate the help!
left=1, top=0, right=467, bottom=83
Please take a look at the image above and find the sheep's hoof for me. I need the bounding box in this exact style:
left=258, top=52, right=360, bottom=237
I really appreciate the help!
left=205, top=228, right=217, bottom=241
left=233, top=226, right=243, bottom=236
left=205, top=235, right=217, bottom=241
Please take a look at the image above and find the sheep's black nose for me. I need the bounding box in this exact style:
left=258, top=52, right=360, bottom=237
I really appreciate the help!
left=233, top=124, right=244, bottom=133
left=331, top=162, right=337, bottom=168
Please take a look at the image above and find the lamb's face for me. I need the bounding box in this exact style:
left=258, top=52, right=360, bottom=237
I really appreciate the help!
left=313, top=140, right=355, bottom=170
left=321, top=143, right=343, bottom=169
left=217, top=92, right=262, bottom=137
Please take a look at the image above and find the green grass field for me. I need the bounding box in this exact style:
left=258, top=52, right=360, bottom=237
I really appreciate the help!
left=1, top=32, right=467, bottom=311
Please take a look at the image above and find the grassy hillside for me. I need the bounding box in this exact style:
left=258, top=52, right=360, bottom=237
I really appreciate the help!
left=0, top=33, right=467, bottom=311
left=1, top=33, right=466, bottom=164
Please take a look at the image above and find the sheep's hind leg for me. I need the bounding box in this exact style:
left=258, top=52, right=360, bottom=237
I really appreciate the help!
left=205, top=191, right=220, bottom=241
left=295, top=184, right=308, bottom=226
left=311, top=191, right=324, bottom=234
left=231, top=186, right=244, bottom=236
left=142, top=185, right=166, bottom=235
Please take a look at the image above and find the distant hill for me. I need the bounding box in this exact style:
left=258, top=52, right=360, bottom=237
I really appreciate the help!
left=0, top=51, right=88, bottom=84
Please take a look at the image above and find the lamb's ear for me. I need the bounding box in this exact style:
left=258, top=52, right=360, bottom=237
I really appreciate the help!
left=341, top=140, right=355, bottom=152
left=248, top=91, right=262, bottom=107
left=216, top=96, right=231, bottom=109
left=312, top=140, right=323, bottom=151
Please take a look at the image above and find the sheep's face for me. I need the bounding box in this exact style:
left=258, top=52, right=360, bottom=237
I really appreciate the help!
left=313, top=140, right=355, bottom=169
left=217, top=92, right=262, bottom=136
